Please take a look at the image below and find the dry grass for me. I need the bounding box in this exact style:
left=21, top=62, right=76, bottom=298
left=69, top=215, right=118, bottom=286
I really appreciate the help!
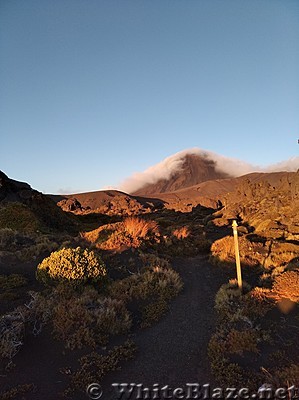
left=271, top=271, right=299, bottom=303
left=122, top=217, right=159, bottom=239
left=81, top=223, right=119, bottom=244
left=172, top=226, right=190, bottom=239
left=210, top=235, right=264, bottom=267
left=82, top=218, right=160, bottom=251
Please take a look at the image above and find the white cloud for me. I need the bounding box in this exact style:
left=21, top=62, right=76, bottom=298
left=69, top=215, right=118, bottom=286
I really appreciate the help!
left=118, top=148, right=299, bottom=193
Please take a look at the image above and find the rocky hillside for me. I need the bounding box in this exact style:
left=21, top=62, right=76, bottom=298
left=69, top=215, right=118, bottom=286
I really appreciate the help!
left=50, top=190, right=165, bottom=216
left=0, top=171, right=75, bottom=232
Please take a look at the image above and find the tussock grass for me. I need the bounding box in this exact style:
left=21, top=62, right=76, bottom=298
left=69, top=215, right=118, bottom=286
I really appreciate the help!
left=82, top=217, right=160, bottom=250
left=172, top=226, right=190, bottom=239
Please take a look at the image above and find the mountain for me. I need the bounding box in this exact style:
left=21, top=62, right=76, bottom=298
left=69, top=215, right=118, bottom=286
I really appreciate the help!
left=132, top=153, right=231, bottom=195
left=152, top=171, right=299, bottom=210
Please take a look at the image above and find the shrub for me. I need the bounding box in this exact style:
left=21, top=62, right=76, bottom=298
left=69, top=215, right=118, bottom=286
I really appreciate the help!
left=15, top=234, right=60, bottom=262
left=0, top=384, right=36, bottom=400
left=0, top=291, right=54, bottom=362
left=274, top=364, right=299, bottom=386
left=108, top=266, right=182, bottom=327
left=0, top=309, right=25, bottom=360
left=215, top=279, right=250, bottom=319
left=226, top=329, right=259, bottom=356
left=36, top=247, right=106, bottom=287
left=0, top=228, right=17, bottom=249
left=52, top=287, right=131, bottom=349
left=64, top=340, right=136, bottom=396
left=271, top=271, right=299, bottom=302
left=109, top=266, right=183, bottom=303
left=0, top=203, right=40, bottom=232
left=208, top=333, right=245, bottom=387
left=0, top=274, right=27, bottom=291
left=141, top=298, right=169, bottom=328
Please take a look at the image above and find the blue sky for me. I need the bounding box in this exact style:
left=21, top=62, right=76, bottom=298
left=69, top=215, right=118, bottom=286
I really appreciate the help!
left=1, top=0, right=298, bottom=193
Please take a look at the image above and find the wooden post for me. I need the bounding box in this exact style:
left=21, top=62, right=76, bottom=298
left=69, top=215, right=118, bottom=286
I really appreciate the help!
left=232, top=220, right=243, bottom=290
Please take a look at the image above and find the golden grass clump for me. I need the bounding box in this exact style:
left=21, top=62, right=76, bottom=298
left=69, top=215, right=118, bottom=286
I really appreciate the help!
left=172, top=226, right=190, bottom=239
left=83, top=217, right=160, bottom=250
left=122, top=217, right=159, bottom=239
left=210, top=235, right=263, bottom=267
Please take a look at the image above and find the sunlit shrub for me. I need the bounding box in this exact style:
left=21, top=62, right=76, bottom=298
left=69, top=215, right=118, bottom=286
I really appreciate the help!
left=36, top=247, right=106, bottom=287
left=271, top=271, right=299, bottom=302
left=109, top=266, right=183, bottom=303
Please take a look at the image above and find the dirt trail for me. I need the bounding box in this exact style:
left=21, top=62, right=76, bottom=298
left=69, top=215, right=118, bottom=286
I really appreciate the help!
left=101, top=255, right=233, bottom=400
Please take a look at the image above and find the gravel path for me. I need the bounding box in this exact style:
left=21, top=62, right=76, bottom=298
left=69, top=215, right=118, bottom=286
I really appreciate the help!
left=101, top=255, right=233, bottom=400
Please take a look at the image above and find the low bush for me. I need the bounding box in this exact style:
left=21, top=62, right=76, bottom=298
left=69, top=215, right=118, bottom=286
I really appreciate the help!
left=0, top=228, right=18, bottom=249
left=226, top=329, right=259, bottom=356
left=0, top=274, right=27, bottom=291
left=215, top=280, right=250, bottom=320
left=0, top=203, right=40, bottom=232
left=109, top=266, right=182, bottom=327
left=208, top=333, right=245, bottom=387
left=274, top=364, right=299, bottom=386
left=64, top=340, right=136, bottom=397
left=0, top=309, right=25, bottom=360
left=52, top=286, right=131, bottom=349
left=0, top=384, right=36, bottom=400
left=109, top=266, right=183, bottom=303
left=36, top=247, right=106, bottom=287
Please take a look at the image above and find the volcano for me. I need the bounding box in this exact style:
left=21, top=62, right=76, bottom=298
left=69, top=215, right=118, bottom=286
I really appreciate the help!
left=132, top=153, right=231, bottom=195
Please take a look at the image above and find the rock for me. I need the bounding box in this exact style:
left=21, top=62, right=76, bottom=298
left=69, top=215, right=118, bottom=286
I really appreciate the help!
left=57, top=198, right=83, bottom=212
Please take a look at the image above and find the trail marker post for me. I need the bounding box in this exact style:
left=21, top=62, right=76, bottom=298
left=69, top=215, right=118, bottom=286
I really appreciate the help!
left=232, top=220, right=243, bottom=290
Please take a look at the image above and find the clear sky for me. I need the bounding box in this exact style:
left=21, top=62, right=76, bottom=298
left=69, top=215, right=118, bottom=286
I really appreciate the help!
left=1, top=0, right=299, bottom=194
